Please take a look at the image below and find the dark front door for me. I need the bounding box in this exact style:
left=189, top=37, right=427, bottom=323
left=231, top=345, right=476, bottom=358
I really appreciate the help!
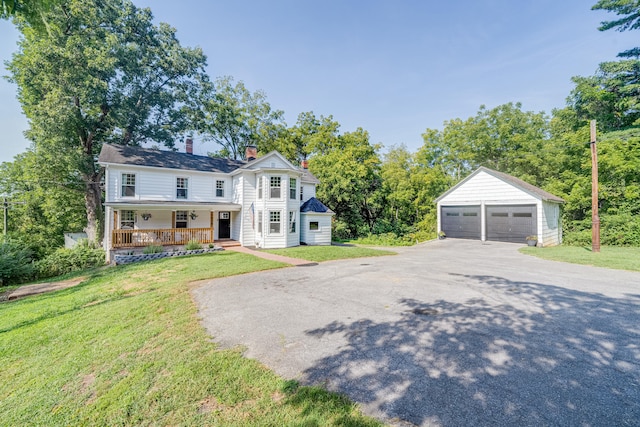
left=219, top=212, right=231, bottom=239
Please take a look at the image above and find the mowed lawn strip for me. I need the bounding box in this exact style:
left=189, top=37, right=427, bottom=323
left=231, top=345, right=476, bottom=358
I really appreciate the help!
left=520, top=245, right=640, bottom=272
left=0, top=251, right=382, bottom=427
left=263, top=245, right=396, bottom=262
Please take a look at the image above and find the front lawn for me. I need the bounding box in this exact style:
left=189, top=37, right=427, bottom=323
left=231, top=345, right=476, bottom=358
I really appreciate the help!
left=0, top=251, right=381, bottom=426
left=263, top=245, right=396, bottom=262
left=519, top=245, right=640, bottom=272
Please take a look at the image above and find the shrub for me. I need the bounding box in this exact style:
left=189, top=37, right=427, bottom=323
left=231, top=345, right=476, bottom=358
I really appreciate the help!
left=143, top=245, right=164, bottom=254
left=185, top=239, right=202, bottom=250
left=35, top=240, right=105, bottom=279
left=0, top=241, right=35, bottom=285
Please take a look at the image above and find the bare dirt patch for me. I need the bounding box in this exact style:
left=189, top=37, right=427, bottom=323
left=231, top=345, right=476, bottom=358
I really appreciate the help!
left=6, top=277, right=87, bottom=301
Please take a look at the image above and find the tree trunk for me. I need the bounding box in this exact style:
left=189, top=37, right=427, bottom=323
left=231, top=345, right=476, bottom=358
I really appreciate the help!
left=84, top=172, right=103, bottom=244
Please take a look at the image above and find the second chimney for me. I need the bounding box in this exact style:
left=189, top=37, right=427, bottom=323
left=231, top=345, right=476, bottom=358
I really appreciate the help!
left=245, top=145, right=257, bottom=161
left=185, top=137, right=193, bottom=154
left=301, top=159, right=309, bottom=169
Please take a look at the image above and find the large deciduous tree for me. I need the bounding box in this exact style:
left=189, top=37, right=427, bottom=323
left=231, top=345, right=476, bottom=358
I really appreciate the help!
left=8, top=0, right=208, bottom=242
left=310, top=127, right=382, bottom=238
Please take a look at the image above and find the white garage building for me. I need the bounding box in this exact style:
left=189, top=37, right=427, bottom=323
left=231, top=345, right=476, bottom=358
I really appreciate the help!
left=436, top=167, right=564, bottom=246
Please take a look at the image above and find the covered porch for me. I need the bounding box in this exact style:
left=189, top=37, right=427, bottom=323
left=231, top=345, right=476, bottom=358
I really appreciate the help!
left=105, top=201, right=241, bottom=250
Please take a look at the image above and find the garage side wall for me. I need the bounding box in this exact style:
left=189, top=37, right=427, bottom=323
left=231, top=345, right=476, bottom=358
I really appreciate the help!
left=541, top=201, right=562, bottom=246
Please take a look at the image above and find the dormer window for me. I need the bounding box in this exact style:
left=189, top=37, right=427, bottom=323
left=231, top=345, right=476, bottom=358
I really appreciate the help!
left=176, top=177, right=188, bottom=199
left=270, top=176, right=281, bottom=199
left=121, top=174, right=136, bottom=197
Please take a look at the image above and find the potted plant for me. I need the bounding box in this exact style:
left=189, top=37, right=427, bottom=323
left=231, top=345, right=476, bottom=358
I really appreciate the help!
left=526, top=235, right=538, bottom=247
left=438, top=231, right=446, bottom=240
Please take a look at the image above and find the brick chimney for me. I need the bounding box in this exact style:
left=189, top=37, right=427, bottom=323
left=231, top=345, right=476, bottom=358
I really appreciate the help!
left=301, top=159, right=309, bottom=169
left=245, top=145, right=257, bottom=161
left=185, top=137, right=193, bottom=154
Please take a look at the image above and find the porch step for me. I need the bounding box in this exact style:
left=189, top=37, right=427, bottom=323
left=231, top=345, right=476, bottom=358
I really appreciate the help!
left=217, top=240, right=241, bottom=248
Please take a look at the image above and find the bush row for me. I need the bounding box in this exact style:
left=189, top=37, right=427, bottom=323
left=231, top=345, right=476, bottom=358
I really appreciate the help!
left=0, top=240, right=105, bottom=286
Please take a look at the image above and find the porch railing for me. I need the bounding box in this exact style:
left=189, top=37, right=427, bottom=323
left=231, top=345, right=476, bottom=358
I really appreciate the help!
left=112, top=228, right=214, bottom=248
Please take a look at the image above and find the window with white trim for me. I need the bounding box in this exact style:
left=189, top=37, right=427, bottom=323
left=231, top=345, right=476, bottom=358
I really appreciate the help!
left=120, top=210, right=135, bottom=229
left=216, top=180, right=225, bottom=197
left=270, top=176, right=281, bottom=199
left=269, top=211, right=281, bottom=234
left=121, top=174, right=136, bottom=197
left=289, top=178, right=296, bottom=200
left=176, top=177, right=188, bottom=199
left=175, top=210, right=188, bottom=228
left=289, top=211, right=296, bottom=233
left=257, top=210, right=263, bottom=233
left=258, top=176, right=263, bottom=199
left=309, top=221, right=319, bottom=231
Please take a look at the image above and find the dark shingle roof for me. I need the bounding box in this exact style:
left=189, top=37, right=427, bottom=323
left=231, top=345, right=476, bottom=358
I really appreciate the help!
left=98, top=144, right=246, bottom=173
left=301, top=197, right=334, bottom=213
left=300, top=169, right=320, bottom=184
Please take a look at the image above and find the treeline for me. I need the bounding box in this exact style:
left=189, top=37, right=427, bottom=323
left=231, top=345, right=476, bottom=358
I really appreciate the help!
left=0, top=0, right=639, bottom=277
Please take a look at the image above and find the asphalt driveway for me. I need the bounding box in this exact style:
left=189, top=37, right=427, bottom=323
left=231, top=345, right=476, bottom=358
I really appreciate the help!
left=192, top=239, right=640, bottom=426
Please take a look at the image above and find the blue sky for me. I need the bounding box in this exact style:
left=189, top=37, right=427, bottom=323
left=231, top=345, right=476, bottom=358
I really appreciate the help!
left=0, top=0, right=637, bottom=162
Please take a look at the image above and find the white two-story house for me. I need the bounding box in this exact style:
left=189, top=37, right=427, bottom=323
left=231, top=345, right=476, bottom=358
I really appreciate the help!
left=98, top=143, right=333, bottom=261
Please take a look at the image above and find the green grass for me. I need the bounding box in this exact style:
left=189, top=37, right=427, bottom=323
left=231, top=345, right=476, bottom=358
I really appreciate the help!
left=0, top=251, right=381, bottom=426
left=263, top=245, right=396, bottom=262
left=520, top=245, right=640, bottom=272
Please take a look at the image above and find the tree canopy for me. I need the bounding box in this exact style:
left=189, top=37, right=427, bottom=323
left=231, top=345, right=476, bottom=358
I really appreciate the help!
left=7, top=0, right=208, bottom=242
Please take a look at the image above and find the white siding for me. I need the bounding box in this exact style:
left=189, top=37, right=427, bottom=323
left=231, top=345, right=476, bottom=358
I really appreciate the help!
left=238, top=173, right=256, bottom=245
left=106, top=165, right=232, bottom=203
left=541, top=201, right=562, bottom=246
left=300, top=183, right=316, bottom=203
left=136, top=210, right=174, bottom=229
left=438, top=171, right=537, bottom=205
left=287, top=210, right=300, bottom=248
left=300, top=213, right=332, bottom=245
left=246, top=154, right=291, bottom=170
left=262, top=208, right=287, bottom=248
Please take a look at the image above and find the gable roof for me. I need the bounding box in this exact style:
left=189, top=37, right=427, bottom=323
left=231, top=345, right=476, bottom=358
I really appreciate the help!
left=98, top=144, right=246, bottom=173
left=237, top=151, right=298, bottom=171
left=300, top=197, right=334, bottom=214
left=435, top=166, right=565, bottom=203
left=300, top=169, right=320, bottom=184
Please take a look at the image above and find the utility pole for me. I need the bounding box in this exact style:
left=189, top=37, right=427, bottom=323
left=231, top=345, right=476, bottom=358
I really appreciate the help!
left=590, top=120, right=600, bottom=253
left=3, top=198, right=8, bottom=237
left=2, top=196, right=25, bottom=238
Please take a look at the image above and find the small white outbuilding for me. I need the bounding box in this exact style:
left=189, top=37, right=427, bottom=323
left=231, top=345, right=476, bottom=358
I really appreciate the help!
left=435, top=167, right=564, bottom=246
left=300, top=197, right=334, bottom=246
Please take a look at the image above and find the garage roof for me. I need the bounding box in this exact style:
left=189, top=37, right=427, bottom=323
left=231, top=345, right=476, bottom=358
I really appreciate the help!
left=435, top=167, right=565, bottom=203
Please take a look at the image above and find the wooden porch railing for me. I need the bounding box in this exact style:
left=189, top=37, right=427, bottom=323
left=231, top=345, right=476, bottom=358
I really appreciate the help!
left=111, top=228, right=214, bottom=248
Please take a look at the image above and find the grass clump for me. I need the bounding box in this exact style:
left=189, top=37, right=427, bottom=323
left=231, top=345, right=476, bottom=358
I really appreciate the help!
left=142, top=244, right=164, bottom=254
left=185, top=239, right=203, bottom=250
left=520, top=245, right=640, bottom=272
left=264, top=245, right=395, bottom=262
left=0, top=251, right=381, bottom=426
